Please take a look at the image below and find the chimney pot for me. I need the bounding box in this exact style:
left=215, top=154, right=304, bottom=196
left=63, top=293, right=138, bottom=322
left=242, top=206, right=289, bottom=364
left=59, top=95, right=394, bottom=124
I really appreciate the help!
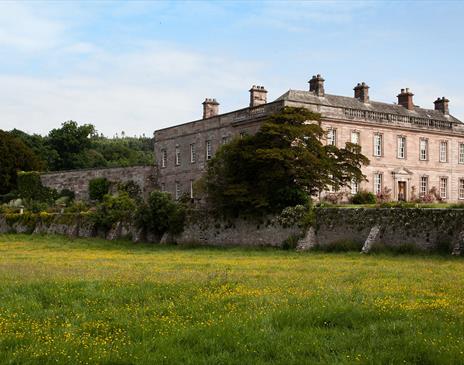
left=354, top=82, right=370, bottom=103
left=434, top=96, right=450, bottom=115
left=397, top=88, right=414, bottom=110
left=202, top=98, right=220, bottom=119
left=249, top=85, right=268, bottom=107
left=308, top=74, right=325, bottom=96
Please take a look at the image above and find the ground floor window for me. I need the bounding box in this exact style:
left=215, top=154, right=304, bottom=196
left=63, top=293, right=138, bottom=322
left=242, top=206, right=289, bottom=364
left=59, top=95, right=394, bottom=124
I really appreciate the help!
left=439, top=177, right=448, bottom=199
left=459, top=179, right=464, bottom=200
left=374, top=173, right=382, bottom=195
left=175, top=182, right=181, bottom=200
left=351, top=179, right=358, bottom=195
left=420, top=176, right=428, bottom=197
left=190, top=180, right=194, bottom=199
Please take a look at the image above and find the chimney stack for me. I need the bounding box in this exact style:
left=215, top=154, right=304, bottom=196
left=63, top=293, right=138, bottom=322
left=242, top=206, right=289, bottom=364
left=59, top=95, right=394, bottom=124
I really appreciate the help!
left=202, top=98, right=219, bottom=119
left=309, top=74, right=325, bottom=97
left=249, top=85, right=268, bottom=107
left=354, top=82, right=369, bottom=103
left=434, top=97, right=450, bottom=115
left=397, top=88, right=414, bottom=111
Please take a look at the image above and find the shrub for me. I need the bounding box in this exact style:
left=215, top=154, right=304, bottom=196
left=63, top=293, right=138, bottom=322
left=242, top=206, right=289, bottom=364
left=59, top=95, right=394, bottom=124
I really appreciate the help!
left=376, top=187, right=392, bottom=204
left=117, top=181, right=142, bottom=202
left=135, top=191, right=186, bottom=237
left=89, top=178, right=111, bottom=202
left=17, top=171, right=57, bottom=204
left=58, top=189, right=75, bottom=201
left=93, top=192, right=137, bottom=231
left=351, top=189, right=376, bottom=204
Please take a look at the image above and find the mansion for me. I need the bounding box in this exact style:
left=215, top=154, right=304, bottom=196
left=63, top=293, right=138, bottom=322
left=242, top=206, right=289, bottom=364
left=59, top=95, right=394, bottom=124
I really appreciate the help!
left=153, top=74, right=464, bottom=202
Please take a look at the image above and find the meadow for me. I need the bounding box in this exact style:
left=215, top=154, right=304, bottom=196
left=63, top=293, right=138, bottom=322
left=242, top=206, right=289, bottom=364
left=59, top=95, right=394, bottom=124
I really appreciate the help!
left=0, top=235, right=463, bottom=364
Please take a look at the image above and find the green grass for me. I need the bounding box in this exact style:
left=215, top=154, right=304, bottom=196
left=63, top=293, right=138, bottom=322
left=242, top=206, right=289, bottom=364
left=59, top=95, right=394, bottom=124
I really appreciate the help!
left=0, top=235, right=463, bottom=364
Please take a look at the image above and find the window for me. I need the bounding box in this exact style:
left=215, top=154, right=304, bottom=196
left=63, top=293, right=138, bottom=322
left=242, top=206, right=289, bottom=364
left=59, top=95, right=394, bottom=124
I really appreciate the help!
left=190, top=180, right=194, bottom=199
left=373, top=134, right=382, bottom=157
left=397, top=136, right=406, bottom=159
left=374, top=173, right=382, bottom=194
left=190, top=143, right=196, bottom=163
left=206, top=140, right=212, bottom=160
left=175, top=182, right=181, bottom=200
left=351, top=131, right=360, bottom=145
left=240, top=131, right=247, bottom=138
left=351, top=179, right=358, bottom=195
left=419, top=138, right=428, bottom=161
left=221, top=136, right=229, bottom=145
left=160, top=183, right=165, bottom=192
left=420, top=176, right=428, bottom=197
left=327, top=128, right=336, bottom=146
left=439, top=177, right=448, bottom=199
left=175, top=147, right=181, bottom=166
left=459, top=143, right=464, bottom=164
left=439, top=141, right=448, bottom=162
left=460, top=179, right=464, bottom=200
left=161, top=149, right=167, bottom=168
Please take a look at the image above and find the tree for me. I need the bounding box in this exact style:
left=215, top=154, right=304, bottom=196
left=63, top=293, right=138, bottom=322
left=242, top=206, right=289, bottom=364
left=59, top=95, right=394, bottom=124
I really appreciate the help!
left=0, top=130, right=44, bottom=195
left=47, top=121, right=96, bottom=170
left=201, top=107, right=369, bottom=217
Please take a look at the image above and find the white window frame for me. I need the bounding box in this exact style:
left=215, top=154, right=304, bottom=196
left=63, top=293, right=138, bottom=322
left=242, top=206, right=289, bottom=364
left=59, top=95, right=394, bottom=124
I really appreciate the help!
left=206, top=140, right=212, bottom=160
left=351, top=131, right=360, bottom=145
left=327, top=128, right=337, bottom=146
left=373, top=134, right=382, bottom=157
left=160, top=183, right=165, bottom=192
left=175, top=147, right=181, bottom=166
left=420, top=176, right=428, bottom=197
left=190, top=143, right=196, bottom=163
left=459, top=143, right=464, bottom=164
left=439, top=141, right=448, bottom=163
left=161, top=149, right=167, bottom=168
left=419, top=138, right=428, bottom=161
left=351, top=179, right=358, bottom=195
left=175, top=182, right=181, bottom=200
left=439, top=177, right=448, bottom=199
left=190, top=180, right=194, bottom=199
left=397, top=136, right=406, bottom=159
left=459, top=179, right=464, bottom=200
left=374, top=173, right=382, bottom=195
left=221, top=136, right=229, bottom=145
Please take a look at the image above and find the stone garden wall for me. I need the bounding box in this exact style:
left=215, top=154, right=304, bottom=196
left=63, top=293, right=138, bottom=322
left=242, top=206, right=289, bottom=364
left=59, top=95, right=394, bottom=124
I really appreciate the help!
left=0, top=208, right=463, bottom=254
left=40, top=166, right=156, bottom=200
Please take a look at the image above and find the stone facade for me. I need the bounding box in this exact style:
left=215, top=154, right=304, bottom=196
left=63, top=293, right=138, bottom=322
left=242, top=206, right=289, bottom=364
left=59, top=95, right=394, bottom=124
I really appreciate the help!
left=154, top=74, right=464, bottom=202
left=40, top=166, right=156, bottom=200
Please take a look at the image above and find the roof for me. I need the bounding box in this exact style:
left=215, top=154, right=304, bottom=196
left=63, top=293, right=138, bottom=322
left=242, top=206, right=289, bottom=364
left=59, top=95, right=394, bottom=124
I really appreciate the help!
left=276, top=89, right=462, bottom=124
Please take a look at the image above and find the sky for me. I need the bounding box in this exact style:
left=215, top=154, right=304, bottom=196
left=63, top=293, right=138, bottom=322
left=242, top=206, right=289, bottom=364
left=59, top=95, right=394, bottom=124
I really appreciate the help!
left=0, top=0, right=463, bottom=137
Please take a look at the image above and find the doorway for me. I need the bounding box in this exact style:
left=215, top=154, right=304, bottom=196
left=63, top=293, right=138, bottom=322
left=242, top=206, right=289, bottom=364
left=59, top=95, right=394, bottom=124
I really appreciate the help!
left=398, top=181, right=406, bottom=201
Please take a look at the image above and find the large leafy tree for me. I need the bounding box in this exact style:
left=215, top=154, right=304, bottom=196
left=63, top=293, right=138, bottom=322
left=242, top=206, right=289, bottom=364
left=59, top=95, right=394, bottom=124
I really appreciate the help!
left=201, top=107, right=369, bottom=217
left=0, top=130, right=44, bottom=195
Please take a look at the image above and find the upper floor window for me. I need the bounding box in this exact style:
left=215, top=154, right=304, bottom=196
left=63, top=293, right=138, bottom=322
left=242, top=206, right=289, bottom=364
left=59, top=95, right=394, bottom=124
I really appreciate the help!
left=374, top=173, right=382, bottom=194
left=439, top=141, right=448, bottom=162
left=161, top=149, right=167, bottom=168
left=190, top=143, right=196, bottom=163
left=420, top=176, right=428, bottom=197
left=397, top=136, right=406, bottom=159
left=459, top=143, right=464, bottom=164
left=439, top=177, right=448, bottom=199
left=373, top=134, right=383, bottom=157
left=206, top=140, right=212, bottom=160
left=175, top=147, right=181, bottom=166
left=327, top=128, right=336, bottom=146
left=351, top=131, right=360, bottom=145
left=419, top=138, right=428, bottom=161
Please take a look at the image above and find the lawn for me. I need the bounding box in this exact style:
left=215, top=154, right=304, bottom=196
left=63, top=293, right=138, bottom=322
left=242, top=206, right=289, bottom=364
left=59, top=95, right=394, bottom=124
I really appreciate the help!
left=0, top=235, right=463, bottom=364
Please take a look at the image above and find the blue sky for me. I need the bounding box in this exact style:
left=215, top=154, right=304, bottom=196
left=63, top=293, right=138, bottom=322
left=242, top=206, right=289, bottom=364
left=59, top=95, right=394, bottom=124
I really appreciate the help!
left=0, top=0, right=463, bottom=136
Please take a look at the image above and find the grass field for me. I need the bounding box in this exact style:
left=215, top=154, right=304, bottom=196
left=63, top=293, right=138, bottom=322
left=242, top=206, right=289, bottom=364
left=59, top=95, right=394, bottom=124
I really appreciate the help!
left=0, top=235, right=463, bottom=364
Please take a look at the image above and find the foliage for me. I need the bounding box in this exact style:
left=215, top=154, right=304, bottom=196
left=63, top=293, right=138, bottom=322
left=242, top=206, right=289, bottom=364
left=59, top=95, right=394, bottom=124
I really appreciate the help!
left=0, top=130, right=44, bottom=195
left=351, top=189, right=376, bottom=204
left=201, top=107, right=369, bottom=217
left=274, top=204, right=314, bottom=228
left=376, top=186, right=392, bottom=204
left=88, top=178, right=111, bottom=202
left=135, top=190, right=186, bottom=236
left=117, top=180, right=143, bottom=202
left=93, top=193, right=137, bottom=231
left=17, top=171, right=57, bottom=206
